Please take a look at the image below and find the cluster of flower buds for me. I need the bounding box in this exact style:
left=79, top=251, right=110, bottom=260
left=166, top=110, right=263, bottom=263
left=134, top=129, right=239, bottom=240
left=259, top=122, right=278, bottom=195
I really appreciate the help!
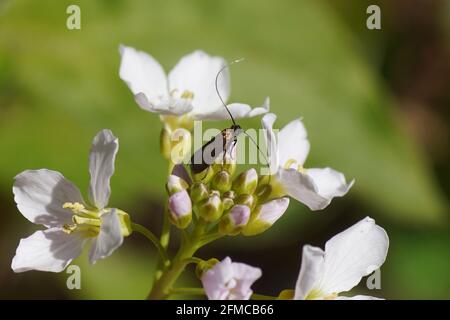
left=166, top=154, right=290, bottom=236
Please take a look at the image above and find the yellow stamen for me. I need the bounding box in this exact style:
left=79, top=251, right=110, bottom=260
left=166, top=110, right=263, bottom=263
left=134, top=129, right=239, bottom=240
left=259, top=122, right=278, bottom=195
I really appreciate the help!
left=72, top=215, right=101, bottom=227
left=63, top=202, right=88, bottom=214
left=62, top=224, right=77, bottom=234
left=181, top=90, right=194, bottom=99
left=283, top=159, right=298, bottom=169
left=297, top=165, right=305, bottom=173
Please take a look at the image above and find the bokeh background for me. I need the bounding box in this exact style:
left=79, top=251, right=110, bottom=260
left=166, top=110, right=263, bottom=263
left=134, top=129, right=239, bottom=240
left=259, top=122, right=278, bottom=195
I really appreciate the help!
left=0, top=0, right=449, bottom=299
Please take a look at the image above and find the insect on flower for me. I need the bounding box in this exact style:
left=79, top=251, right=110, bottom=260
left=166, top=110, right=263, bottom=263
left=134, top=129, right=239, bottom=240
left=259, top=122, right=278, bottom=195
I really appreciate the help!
left=190, top=59, right=269, bottom=177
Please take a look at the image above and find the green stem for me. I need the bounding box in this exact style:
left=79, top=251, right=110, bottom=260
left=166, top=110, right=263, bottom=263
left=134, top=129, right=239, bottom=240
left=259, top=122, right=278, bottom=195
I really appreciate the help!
left=181, top=257, right=204, bottom=266
left=199, top=232, right=224, bottom=247
left=154, top=162, right=176, bottom=280
left=147, top=220, right=207, bottom=300
left=132, top=223, right=169, bottom=264
left=170, top=287, right=205, bottom=296
left=160, top=160, right=175, bottom=250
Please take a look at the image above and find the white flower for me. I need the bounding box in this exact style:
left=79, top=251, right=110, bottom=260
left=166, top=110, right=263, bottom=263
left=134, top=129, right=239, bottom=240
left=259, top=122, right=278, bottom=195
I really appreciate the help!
left=119, top=45, right=269, bottom=120
left=201, top=257, right=262, bottom=300
left=262, top=113, right=354, bottom=210
left=294, top=217, right=389, bottom=300
left=11, top=130, right=130, bottom=273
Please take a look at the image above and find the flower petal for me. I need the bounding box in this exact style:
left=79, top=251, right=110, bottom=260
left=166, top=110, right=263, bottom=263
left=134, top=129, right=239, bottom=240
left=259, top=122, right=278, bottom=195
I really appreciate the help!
left=294, top=245, right=325, bottom=300
left=88, top=208, right=123, bottom=264
left=13, top=169, right=84, bottom=227
left=168, top=50, right=229, bottom=115
left=88, top=129, right=119, bottom=209
left=305, top=167, right=354, bottom=199
left=119, top=45, right=168, bottom=110
left=261, top=113, right=279, bottom=173
left=276, top=168, right=331, bottom=210
left=195, top=97, right=270, bottom=121
left=317, top=217, right=389, bottom=295
left=168, top=190, right=192, bottom=218
left=256, top=197, right=290, bottom=225
left=202, top=257, right=262, bottom=300
left=11, top=228, right=85, bottom=273
left=278, top=118, right=310, bottom=167
left=136, top=93, right=193, bottom=115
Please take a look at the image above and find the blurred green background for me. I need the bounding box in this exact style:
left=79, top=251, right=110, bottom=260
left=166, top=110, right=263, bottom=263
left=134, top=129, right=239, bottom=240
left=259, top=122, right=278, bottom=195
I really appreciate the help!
left=0, top=0, right=449, bottom=299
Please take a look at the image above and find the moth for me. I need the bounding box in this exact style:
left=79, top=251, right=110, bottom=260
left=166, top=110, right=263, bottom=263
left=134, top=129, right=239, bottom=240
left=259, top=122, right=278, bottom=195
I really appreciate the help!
left=189, top=59, right=269, bottom=177
left=190, top=60, right=243, bottom=175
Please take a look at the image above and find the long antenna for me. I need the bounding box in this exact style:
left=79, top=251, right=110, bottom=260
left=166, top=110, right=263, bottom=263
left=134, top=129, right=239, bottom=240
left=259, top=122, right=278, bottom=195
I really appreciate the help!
left=242, top=130, right=272, bottom=182
left=215, top=58, right=245, bottom=127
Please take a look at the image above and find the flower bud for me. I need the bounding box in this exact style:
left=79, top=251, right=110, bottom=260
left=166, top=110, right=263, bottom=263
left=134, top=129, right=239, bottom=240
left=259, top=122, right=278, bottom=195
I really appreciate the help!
left=278, top=289, right=295, bottom=300
left=213, top=153, right=237, bottom=175
left=160, top=127, right=172, bottom=160
left=192, top=166, right=215, bottom=184
left=222, top=190, right=236, bottom=200
left=190, top=182, right=209, bottom=203
left=197, top=194, right=224, bottom=222
left=170, top=128, right=192, bottom=164
left=166, top=174, right=189, bottom=195
left=211, top=170, right=232, bottom=193
left=255, top=183, right=272, bottom=203
left=195, top=258, right=220, bottom=279
left=222, top=190, right=236, bottom=210
left=219, top=205, right=251, bottom=236
left=232, top=168, right=258, bottom=195
left=168, top=190, right=192, bottom=229
left=222, top=198, right=234, bottom=210
left=235, top=194, right=256, bottom=209
left=242, top=197, right=290, bottom=236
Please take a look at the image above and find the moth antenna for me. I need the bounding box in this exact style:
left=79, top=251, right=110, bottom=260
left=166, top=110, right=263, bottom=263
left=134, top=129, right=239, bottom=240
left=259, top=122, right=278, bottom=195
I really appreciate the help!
left=215, top=58, right=245, bottom=127
left=242, top=130, right=272, bottom=183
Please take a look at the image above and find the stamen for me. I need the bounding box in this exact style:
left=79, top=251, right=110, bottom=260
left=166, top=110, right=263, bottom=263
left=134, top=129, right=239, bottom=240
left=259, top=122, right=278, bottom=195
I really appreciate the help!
left=283, top=159, right=297, bottom=169
left=181, top=90, right=194, bottom=99
left=297, top=165, right=305, bottom=173
left=72, top=215, right=101, bottom=227
left=63, top=202, right=88, bottom=214
left=62, top=224, right=77, bottom=234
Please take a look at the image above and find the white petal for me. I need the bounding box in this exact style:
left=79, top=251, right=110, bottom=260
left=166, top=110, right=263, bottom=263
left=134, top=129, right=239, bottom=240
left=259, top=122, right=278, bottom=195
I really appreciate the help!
left=136, top=92, right=193, bottom=115
left=168, top=190, right=192, bottom=218
left=278, top=118, right=310, bottom=167
left=276, top=168, right=331, bottom=210
left=317, top=217, right=389, bottom=295
left=335, top=295, right=384, bottom=300
left=13, top=169, right=84, bottom=227
left=294, top=245, right=325, bottom=300
left=168, top=50, right=229, bottom=115
left=261, top=113, right=279, bottom=173
left=88, top=129, right=119, bottom=209
left=256, top=197, right=290, bottom=224
left=305, top=167, right=354, bottom=199
left=88, top=209, right=123, bottom=264
left=119, top=45, right=168, bottom=109
left=195, top=97, right=270, bottom=121
left=202, top=257, right=262, bottom=300
left=11, top=228, right=85, bottom=273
